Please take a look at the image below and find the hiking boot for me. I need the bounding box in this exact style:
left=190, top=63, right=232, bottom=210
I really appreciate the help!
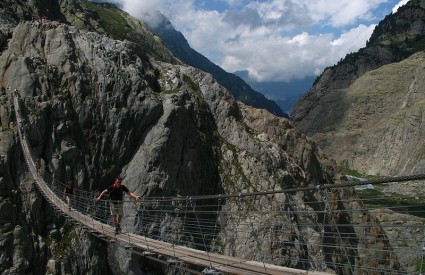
left=115, top=226, right=120, bottom=234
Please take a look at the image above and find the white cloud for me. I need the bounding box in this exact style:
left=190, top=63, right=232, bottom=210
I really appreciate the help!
left=222, top=0, right=245, bottom=4
left=304, top=0, right=389, bottom=26
left=121, top=0, right=165, bottom=16
left=158, top=1, right=379, bottom=82
left=331, top=24, right=375, bottom=48
left=392, top=0, right=409, bottom=13
left=220, top=24, right=374, bottom=82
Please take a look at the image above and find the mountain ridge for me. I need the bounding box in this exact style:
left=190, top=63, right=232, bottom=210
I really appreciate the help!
left=292, top=0, right=425, bottom=176
left=234, top=70, right=315, bottom=114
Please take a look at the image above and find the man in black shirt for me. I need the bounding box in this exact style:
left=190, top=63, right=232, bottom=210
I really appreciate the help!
left=96, top=178, right=140, bottom=234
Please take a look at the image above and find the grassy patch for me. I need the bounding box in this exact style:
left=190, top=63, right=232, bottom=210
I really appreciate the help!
left=43, top=228, right=78, bottom=260
left=82, top=1, right=133, bottom=41
left=342, top=165, right=381, bottom=179
left=44, top=236, right=53, bottom=247
left=183, top=74, right=202, bottom=98
left=410, top=36, right=425, bottom=52
left=240, top=121, right=256, bottom=136
left=218, top=137, right=257, bottom=192
left=356, top=189, right=425, bottom=218
left=53, top=229, right=78, bottom=259
left=415, top=256, right=425, bottom=273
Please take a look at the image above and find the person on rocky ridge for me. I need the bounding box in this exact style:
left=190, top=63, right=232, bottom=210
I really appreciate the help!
left=96, top=178, right=140, bottom=234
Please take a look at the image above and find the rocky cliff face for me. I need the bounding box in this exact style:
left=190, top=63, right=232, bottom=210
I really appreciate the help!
left=292, top=0, right=425, bottom=177
left=0, top=0, right=401, bottom=274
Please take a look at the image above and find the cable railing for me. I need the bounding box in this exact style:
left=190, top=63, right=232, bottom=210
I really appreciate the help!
left=13, top=90, right=425, bottom=274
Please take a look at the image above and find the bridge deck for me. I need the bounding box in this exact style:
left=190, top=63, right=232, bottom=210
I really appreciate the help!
left=14, top=93, right=330, bottom=274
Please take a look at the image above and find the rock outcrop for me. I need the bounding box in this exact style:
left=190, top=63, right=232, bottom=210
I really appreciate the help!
left=370, top=208, right=424, bottom=274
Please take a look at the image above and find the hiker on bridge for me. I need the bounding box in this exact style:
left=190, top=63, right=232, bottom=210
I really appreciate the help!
left=96, top=177, right=140, bottom=234
left=35, top=158, right=41, bottom=175
left=63, top=180, right=76, bottom=210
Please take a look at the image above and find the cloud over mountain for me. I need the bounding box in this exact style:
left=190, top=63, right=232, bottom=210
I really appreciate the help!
left=97, top=0, right=408, bottom=82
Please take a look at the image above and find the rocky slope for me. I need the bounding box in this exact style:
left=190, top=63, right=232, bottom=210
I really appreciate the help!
left=370, top=208, right=424, bottom=273
left=0, top=0, right=404, bottom=274
left=294, top=52, right=425, bottom=176
left=292, top=0, right=425, bottom=177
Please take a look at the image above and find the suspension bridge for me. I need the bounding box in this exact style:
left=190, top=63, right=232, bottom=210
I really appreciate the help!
left=13, top=91, right=425, bottom=274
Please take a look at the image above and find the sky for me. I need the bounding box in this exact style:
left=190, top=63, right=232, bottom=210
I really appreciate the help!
left=97, top=0, right=410, bottom=83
